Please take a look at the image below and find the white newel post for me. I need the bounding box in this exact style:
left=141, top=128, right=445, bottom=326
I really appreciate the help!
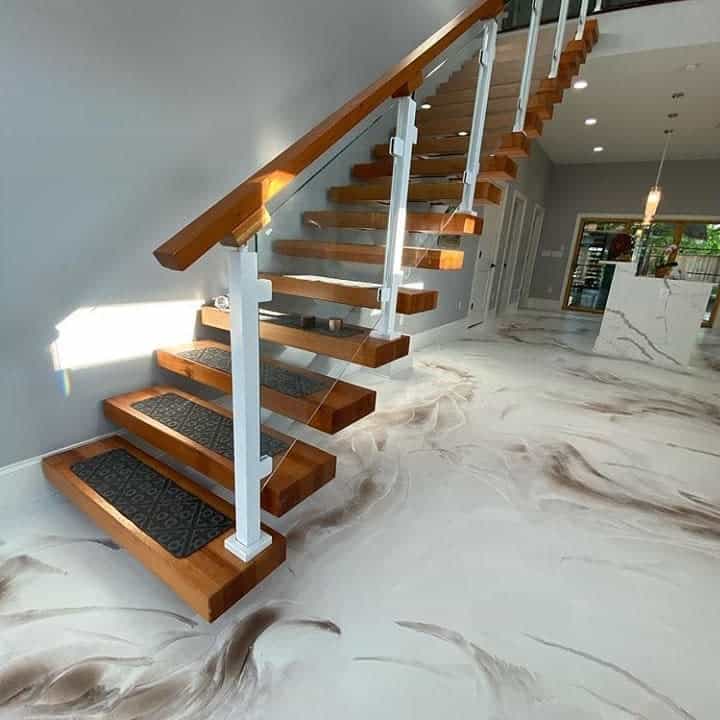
left=375, top=94, right=418, bottom=340
left=459, top=19, right=498, bottom=214
left=224, top=244, right=274, bottom=562
left=513, top=0, right=544, bottom=133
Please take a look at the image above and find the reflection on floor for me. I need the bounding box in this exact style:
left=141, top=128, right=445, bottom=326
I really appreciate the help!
left=1, top=312, right=719, bottom=719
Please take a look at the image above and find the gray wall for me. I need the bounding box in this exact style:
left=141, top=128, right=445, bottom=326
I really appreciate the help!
left=0, top=0, right=474, bottom=467
left=528, top=158, right=720, bottom=302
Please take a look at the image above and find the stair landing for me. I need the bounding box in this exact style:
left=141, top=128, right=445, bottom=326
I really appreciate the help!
left=43, top=435, right=286, bottom=622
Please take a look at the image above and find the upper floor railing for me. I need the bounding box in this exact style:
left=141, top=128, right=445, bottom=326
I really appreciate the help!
left=501, top=0, right=687, bottom=32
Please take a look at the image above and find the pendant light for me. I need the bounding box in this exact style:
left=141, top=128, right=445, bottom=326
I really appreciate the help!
left=643, top=105, right=679, bottom=226
left=643, top=128, right=673, bottom=226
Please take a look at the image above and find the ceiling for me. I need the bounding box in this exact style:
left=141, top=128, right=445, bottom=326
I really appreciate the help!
left=539, top=41, right=720, bottom=164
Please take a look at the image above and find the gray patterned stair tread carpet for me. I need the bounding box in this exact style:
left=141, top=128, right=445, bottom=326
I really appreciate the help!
left=71, top=449, right=232, bottom=558
left=131, top=393, right=290, bottom=460
left=177, top=347, right=331, bottom=398
left=263, top=314, right=364, bottom=338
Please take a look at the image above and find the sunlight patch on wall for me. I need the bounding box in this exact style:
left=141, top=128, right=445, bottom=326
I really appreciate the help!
left=51, top=300, right=203, bottom=372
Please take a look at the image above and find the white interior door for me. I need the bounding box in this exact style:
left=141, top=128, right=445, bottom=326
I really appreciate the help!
left=496, top=191, right=527, bottom=316
left=519, top=204, right=545, bottom=306
left=467, top=193, right=509, bottom=326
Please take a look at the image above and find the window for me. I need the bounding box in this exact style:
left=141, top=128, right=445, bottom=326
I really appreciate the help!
left=563, top=218, right=720, bottom=326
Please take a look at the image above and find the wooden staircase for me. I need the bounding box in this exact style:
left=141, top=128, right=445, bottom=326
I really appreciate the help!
left=42, top=11, right=600, bottom=623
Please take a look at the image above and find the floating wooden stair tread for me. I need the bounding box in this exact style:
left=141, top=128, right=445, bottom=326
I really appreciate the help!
left=42, top=436, right=285, bottom=622
left=272, top=239, right=464, bottom=270
left=260, top=273, right=438, bottom=314
left=372, top=132, right=529, bottom=160
left=416, top=111, right=542, bottom=139
left=328, top=179, right=502, bottom=205
left=353, top=155, right=517, bottom=182
left=104, top=386, right=336, bottom=516
left=156, top=340, right=376, bottom=434
left=304, top=210, right=483, bottom=235
left=201, top=306, right=411, bottom=368
left=418, top=94, right=554, bottom=121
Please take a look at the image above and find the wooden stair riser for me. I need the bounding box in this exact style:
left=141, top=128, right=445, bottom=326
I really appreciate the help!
left=104, top=386, right=336, bottom=516
left=261, top=273, right=439, bottom=314
left=439, top=57, right=580, bottom=94
left=353, top=154, right=517, bottom=182
left=415, top=112, right=543, bottom=140
left=201, top=306, right=411, bottom=368
left=455, top=50, right=582, bottom=81
left=272, top=240, right=465, bottom=271
left=457, top=46, right=586, bottom=76
left=43, top=436, right=286, bottom=622
left=303, top=210, right=484, bottom=235
left=328, top=180, right=502, bottom=205
left=373, top=131, right=529, bottom=160
left=156, top=342, right=377, bottom=434
left=418, top=95, right=554, bottom=121
left=415, top=109, right=542, bottom=136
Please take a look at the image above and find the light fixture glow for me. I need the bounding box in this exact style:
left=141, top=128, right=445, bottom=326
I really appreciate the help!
left=643, top=186, right=662, bottom=226
left=573, top=79, right=588, bottom=90
left=420, top=103, right=432, bottom=110
left=585, top=117, right=598, bottom=126
left=458, top=131, right=468, bottom=137
left=685, top=63, right=700, bottom=72
left=593, top=146, right=604, bottom=152
left=51, top=300, right=203, bottom=374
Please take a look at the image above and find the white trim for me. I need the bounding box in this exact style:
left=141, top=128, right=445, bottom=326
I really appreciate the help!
left=0, top=429, right=123, bottom=480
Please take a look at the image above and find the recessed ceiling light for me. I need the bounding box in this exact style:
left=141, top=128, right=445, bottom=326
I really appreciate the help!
left=585, top=117, right=598, bottom=126
left=685, top=63, right=700, bottom=72
left=593, top=146, right=604, bottom=153
left=458, top=131, right=468, bottom=137
left=573, top=79, right=588, bottom=90
left=420, top=103, right=432, bottom=110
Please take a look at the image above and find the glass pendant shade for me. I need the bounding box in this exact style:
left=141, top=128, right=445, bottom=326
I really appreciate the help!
left=643, top=185, right=662, bottom=225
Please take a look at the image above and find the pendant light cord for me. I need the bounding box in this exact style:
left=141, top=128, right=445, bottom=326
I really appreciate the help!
left=655, top=130, right=673, bottom=186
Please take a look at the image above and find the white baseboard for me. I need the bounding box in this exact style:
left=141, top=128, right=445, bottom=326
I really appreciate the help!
left=409, top=317, right=470, bottom=352
left=0, top=430, right=123, bottom=480
left=522, top=297, right=563, bottom=312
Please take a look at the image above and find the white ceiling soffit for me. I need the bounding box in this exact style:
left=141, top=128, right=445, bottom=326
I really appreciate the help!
left=534, top=0, right=720, bottom=164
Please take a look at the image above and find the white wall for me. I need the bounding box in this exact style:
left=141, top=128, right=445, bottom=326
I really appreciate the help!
left=0, top=0, right=475, bottom=467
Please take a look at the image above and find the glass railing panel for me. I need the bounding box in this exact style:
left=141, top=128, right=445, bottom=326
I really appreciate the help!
left=241, top=19, right=492, bottom=493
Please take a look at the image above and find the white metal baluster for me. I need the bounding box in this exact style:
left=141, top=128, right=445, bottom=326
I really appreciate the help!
left=224, top=243, right=274, bottom=563
left=575, top=0, right=591, bottom=40
left=594, top=0, right=602, bottom=12
left=459, top=20, right=498, bottom=214
left=513, top=0, right=545, bottom=133
left=549, top=0, right=571, bottom=78
left=375, top=95, right=417, bottom=339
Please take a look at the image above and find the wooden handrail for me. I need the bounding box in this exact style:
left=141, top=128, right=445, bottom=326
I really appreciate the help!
left=154, top=0, right=505, bottom=270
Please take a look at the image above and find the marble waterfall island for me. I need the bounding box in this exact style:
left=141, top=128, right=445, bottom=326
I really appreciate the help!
left=594, top=262, right=713, bottom=368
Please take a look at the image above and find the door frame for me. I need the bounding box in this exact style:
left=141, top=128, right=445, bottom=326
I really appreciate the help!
left=467, top=186, right=511, bottom=325
left=519, top=204, right=545, bottom=305
left=497, top=190, right=528, bottom=315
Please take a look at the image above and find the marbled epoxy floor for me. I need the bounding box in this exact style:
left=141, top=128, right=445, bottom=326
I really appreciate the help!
left=1, top=312, right=719, bottom=719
